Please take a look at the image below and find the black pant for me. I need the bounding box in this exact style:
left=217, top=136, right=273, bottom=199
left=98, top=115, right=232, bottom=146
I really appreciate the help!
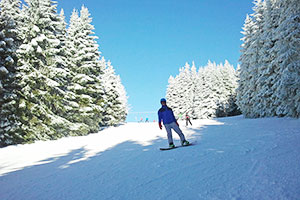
left=186, top=119, right=192, bottom=126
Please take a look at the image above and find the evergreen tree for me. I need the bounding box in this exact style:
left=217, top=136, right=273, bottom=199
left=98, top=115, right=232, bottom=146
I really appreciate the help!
left=166, top=75, right=180, bottom=117
left=102, top=60, right=128, bottom=126
left=188, top=61, right=198, bottom=119
left=219, top=60, right=240, bottom=116
left=193, top=67, right=205, bottom=119
left=213, top=63, right=226, bottom=117
left=0, top=0, right=22, bottom=146
left=15, top=0, right=77, bottom=142
left=55, top=8, right=71, bottom=88
left=65, top=6, right=106, bottom=132
left=255, top=0, right=280, bottom=117
left=275, top=0, right=300, bottom=117
left=166, top=60, right=238, bottom=119
left=201, top=61, right=219, bottom=118
left=237, top=15, right=257, bottom=117
left=238, top=0, right=300, bottom=118
left=54, top=7, right=89, bottom=136
left=114, top=74, right=128, bottom=122
left=237, top=0, right=267, bottom=118
left=0, top=1, right=129, bottom=146
left=175, top=63, right=192, bottom=118
left=166, top=63, right=198, bottom=119
left=248, top=0, right=266, bottom=118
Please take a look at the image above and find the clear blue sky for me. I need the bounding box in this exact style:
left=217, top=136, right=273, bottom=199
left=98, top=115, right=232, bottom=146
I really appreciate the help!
left=56, top=0, right=254, bottom=122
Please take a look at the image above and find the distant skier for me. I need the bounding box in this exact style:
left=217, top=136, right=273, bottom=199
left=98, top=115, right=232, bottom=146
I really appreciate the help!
left=158, top=98, right=189, bottom=148
left=178, top=113, right=183, bottom=120
left=185, top=113, right=192, bottom=126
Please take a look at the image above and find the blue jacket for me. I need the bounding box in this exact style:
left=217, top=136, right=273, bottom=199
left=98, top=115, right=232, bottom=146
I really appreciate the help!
left=158, top=105, right=177, bottom=125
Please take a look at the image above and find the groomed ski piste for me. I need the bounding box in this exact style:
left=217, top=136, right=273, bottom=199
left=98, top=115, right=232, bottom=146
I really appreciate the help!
left=0, top=115, right=300, bottom=200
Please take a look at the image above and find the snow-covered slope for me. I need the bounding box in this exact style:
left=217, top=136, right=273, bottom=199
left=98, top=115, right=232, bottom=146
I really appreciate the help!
left=0, top=116, right=299, bottom=200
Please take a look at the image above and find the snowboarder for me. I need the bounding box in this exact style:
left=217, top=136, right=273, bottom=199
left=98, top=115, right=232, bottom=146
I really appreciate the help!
left=158, top=98, right=189, bottom=148
left=185, top=113, right=192, bottom=126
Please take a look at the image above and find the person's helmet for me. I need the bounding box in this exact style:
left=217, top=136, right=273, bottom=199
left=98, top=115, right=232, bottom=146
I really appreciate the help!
left=160, top=98, right=166, bottom=103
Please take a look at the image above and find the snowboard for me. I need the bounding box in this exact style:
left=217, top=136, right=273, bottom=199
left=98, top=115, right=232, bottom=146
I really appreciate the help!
left=159, top=143, right=194, bottom=151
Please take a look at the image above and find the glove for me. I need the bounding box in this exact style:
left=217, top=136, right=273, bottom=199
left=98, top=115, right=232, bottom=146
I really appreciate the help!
left=159, top=122, right=162, bottom=130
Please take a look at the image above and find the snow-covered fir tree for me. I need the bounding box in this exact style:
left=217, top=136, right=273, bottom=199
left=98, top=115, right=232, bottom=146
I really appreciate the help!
left=237, top=0, right=300, bottom=118
left=166, top=61, right=239, bottom=119
left=14, top=0, right=81, bottom=142
left=193, top=67, right=205, bottom=119
left=201, top=61, right=220, bottom=118
left=0, top=0, right=23, bottom=146
left=114, top=75, right=128, bottom=122
left=274, top=0, right=300, bottom=117
left=167, top=62, right=199, bottom=119
left=65, top=6, right=106, bottom=132
left=0, top=1, right=128, bottom=146
left=52, top=6, right=90, bottom=136
left=176, top=63, right=193, bottom=117
left=218, top=60, right=240, bottom=116
left=255, top=0, right=280, bottom=117
left=102, top=60, right=128, bottom=126
left=165, top=75, right=179, bottom=117
left=189, top=62, right=198, bottom=119
left=239, top=0, right=267, bottom=118
left=236, top=14, right=258, bottom=117
left=55, top=8, right=72, bottom=88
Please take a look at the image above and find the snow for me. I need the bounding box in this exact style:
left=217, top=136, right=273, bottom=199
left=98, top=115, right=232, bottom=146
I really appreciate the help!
left=45, top=78, right=59, bottom=87
left=5, top=56, right=14, bottom=64
left=0, top=66, right=9, bottom=75
left=0, top=41, right=5, bottom=47
left=74, top=74, right=94, bottom=84
left=32, top=25, right=40, bottom=33
left=0, top=116, right=299, bottom=200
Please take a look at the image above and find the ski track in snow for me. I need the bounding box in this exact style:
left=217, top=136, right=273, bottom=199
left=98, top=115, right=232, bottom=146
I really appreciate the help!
left=0, top=116, right=300, bottom=200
